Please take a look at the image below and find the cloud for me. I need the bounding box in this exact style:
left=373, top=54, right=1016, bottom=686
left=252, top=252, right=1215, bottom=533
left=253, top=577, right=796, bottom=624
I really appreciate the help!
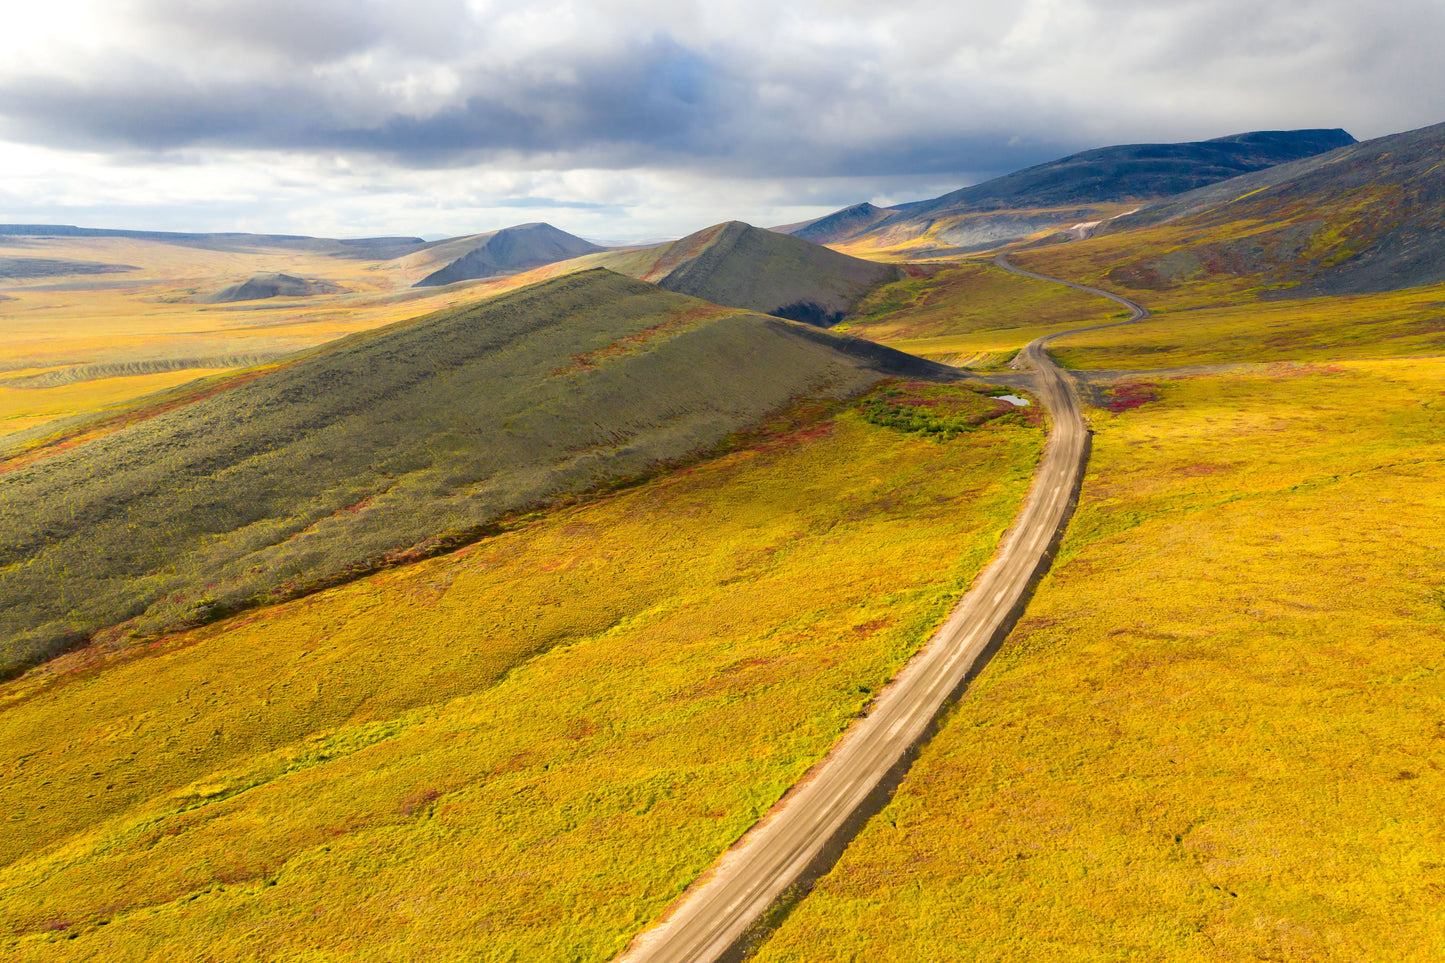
left=1, top=0, right=1442, bottom=237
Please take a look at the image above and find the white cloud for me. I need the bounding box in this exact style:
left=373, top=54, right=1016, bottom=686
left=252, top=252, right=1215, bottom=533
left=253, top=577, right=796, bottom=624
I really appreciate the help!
left=1, top=0, right=1442, bottom=238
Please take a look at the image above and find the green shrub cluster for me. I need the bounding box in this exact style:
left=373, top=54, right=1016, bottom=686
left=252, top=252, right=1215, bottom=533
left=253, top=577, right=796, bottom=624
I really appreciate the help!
left=858, top=385, right=1020, bottom=441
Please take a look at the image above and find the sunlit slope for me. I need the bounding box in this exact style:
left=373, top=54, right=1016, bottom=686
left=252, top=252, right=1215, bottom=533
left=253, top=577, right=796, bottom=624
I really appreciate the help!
left=757, top=360, right=1445, bottom=961
left=1055, top=120, right=1445, bottom=299
left=837, top=261, right=1124, bottom=366
left=0, top=268, right=949, bottom=675
left=0, top=382, right=1043, bottom=961
left=0, top=232, right=502, bottom=438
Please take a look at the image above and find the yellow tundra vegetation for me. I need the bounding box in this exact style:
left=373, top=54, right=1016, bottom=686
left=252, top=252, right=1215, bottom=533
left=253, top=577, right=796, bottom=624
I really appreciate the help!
left=0, top=384, right=1042, bottom=961
left=756, top=359, right=1445, bottom=960
left=838, top=262, right=1122, bottom=367
left=1047, top=281, right=1445, bottom=370
left=1010, top=225, right=1445, bottom=370
left=0, top=235, right=547, bottom=437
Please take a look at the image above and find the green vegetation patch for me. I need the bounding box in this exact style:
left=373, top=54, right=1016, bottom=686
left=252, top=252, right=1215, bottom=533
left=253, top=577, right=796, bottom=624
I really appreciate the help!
left=859, top=381, right=1036, bottom=439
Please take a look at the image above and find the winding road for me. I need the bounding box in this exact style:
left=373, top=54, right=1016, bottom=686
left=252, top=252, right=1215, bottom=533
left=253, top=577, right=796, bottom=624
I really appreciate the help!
left=615, top=254, right=1149, bottom=963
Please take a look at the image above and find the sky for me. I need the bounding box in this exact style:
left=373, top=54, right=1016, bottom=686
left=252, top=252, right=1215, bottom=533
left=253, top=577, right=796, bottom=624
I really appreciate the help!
left=1, top=0, right=1441, bottom=242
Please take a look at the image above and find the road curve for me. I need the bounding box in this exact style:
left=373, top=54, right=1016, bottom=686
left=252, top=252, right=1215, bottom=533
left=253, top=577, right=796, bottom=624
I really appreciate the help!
left=614, top=253, right=1146, bottom=963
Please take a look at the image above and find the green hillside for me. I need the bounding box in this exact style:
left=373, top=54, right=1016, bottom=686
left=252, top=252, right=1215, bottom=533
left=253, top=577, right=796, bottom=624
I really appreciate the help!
left=410, top=222, right=604, bottom=287
left=0, top=268, right=953, bottom=676
left=648, top=221, right=901, bottom=325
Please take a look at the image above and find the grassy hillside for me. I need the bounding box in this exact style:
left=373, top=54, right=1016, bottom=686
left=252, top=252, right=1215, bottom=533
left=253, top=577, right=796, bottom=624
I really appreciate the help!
left=757, top=359, right=1445, bottom=961
left=0, top=380, right=1043, bottom=961
left=0, top=268, right=952, bottom=677
left=650, top=221, right=901, bottom=325
left=407, top=222, right=604, bottom=287
left=837, top=261, right=1125, bottom=366
left=1047, top=280, right=1445, bottom=370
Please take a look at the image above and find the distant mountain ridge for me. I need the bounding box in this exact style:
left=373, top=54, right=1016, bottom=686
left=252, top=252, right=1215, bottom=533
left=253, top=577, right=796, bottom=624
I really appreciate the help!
left=0, top=224, right=428, bottom=259
left=898, top=129, right=1357, bottom=218
left=790, top=128, right=1357, bottom=255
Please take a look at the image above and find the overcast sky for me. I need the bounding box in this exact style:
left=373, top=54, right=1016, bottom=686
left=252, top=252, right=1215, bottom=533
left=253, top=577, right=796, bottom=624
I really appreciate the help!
left=1, top=0, right=1441, bottom=241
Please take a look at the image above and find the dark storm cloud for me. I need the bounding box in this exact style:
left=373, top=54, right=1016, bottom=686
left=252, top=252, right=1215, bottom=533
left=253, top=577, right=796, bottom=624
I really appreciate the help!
left=0, top=34, right=770, bottom=167
left=3, top=0, right=1444, bottom=200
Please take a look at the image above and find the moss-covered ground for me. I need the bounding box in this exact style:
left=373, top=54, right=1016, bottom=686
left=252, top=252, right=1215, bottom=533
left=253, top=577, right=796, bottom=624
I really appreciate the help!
left=0, top=381, right=1042, bottom=961
left=756, top=359, right=1445, bottom=961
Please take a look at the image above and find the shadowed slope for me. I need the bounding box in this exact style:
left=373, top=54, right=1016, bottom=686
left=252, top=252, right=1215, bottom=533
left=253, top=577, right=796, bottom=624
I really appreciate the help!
left=0, top=269, right=954, bottom=675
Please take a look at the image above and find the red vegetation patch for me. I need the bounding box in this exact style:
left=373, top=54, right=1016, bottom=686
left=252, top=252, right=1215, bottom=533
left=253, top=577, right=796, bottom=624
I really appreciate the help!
left=1105, top=264, right=1171, bottom=290
left=398, top=789, right=441, bottom=816
left=0, top=365, right=287, bottom=476
left=1101, top=381, right=1160, bottom=413
left=553, top=304, right=732, bottom=375
left=733, top=398, right=838, bottom=455
left=1265, top=362, right=1346, bottom=378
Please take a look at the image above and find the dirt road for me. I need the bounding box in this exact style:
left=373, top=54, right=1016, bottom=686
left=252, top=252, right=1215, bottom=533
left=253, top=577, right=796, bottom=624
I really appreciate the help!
left=614, top=253, right=1146, bottom=963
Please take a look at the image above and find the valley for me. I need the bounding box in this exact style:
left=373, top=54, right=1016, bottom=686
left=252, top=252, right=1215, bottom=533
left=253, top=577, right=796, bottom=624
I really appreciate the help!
left=3, top=119, right=1444, bottom=961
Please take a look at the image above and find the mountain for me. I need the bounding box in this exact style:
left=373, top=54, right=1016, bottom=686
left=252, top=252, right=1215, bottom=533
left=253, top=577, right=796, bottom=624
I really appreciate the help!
left=199, top=272, right=346, bottom=303
left=0, top=224, right=428, bottom=259
left=811, top=129, right=1357, bottom=256
left=1098, top=121, right=1445, bottom=296
left=0, top=268, right=955, bottom=676
left=409, top=223, right=604, bottom=287
left=612, top=220, right=901, bottom=325
left=900, top=129, right=1356, bottom=218
left=786, top=203, right=899, bottom=245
